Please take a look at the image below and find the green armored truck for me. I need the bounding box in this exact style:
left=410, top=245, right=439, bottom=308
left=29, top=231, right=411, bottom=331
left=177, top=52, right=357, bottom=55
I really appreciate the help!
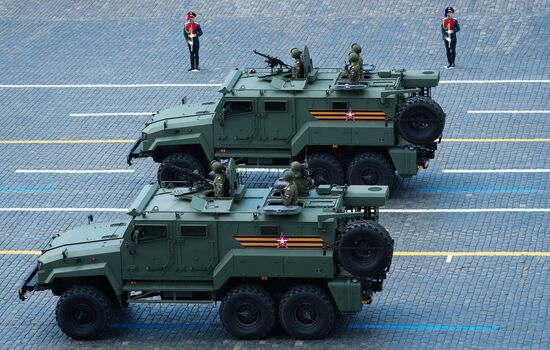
left=128, top=46, right=445, bottom=189
left=20, top=160, right=394, bottom=340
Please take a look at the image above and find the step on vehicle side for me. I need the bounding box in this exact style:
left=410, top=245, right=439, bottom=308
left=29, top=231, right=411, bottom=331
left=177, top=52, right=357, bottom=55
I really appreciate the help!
left=127, top=45, right=445, bottom=190
left=20, top=160, right=394, bottom=340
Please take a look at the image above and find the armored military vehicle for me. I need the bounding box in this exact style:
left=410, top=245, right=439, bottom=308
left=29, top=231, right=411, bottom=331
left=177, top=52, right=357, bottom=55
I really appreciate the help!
left=128, top=46, right=445, bottom=189
left=20, top=160, right=393, bottom=340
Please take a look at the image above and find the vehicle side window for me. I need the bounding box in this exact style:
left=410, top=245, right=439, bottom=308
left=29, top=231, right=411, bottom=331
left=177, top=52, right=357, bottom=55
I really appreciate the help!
left=332, top=101, right=347, bottom=110
left=181, top=225, right=208, bottom=237
left=134, top=225, right=167, bottom=242
left=223, top=101, right=253, bottom=116
left=260, top=226, right=279, bottom=235
left=264, top=101, right=287, bottom=112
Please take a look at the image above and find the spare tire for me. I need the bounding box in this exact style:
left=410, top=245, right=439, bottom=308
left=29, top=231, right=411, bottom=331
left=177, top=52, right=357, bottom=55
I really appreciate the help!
left=336, top=220, right=393, bottom=277
left=396, top=96, right=445, bottom=145
left=157, top=153, right=205, bottom=187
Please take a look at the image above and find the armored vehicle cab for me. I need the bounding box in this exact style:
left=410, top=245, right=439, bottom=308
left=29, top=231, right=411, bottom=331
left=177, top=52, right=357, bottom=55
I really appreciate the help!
left=128, top=46, right=444, bottom=190
left=20, top=160, right=394, bottom=340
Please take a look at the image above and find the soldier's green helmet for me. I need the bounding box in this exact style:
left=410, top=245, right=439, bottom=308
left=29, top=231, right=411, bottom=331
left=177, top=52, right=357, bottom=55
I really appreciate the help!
left=210, top=160, right=223, bottom=172
left=290, top=161, right=302, bottom=172
left=283, top=170, right=295, bottom=181
left=351, top=43, right=362, bottom=54
left=290, top=48, right=302, bottom=59
left=349, top=52, right=359, bottom=63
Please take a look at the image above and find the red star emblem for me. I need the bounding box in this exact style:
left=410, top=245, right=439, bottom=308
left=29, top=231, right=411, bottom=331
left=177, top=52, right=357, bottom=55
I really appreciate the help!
left=345, top=107, right=356, bottom=121
left=276, top=232, right=288, bottom=248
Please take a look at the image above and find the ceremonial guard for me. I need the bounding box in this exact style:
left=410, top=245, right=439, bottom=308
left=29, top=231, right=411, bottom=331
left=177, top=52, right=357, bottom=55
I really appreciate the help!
left=282, top=171, right=298, bottom=206
left=211, top=161, right=226, bottom=197
left=290, top=48, right=304, bottom=79
left=441, top=7, right=460, bottom=68
left=184, top=11, right=203, bottom=71
left=289, top=161, right=313, bottom=196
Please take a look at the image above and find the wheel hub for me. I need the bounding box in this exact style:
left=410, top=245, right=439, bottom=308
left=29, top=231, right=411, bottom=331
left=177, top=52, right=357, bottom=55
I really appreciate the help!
left=312, top=169, right=331, bottom=185
left=235, top=303, right=259, bottom=325
left=360, top=168, right=380, bottom=185
left=352, top=240, right=377, bottom=264
left=72, top=304, right=95, bottom=326
left=295, top=303, right=318, bottom=326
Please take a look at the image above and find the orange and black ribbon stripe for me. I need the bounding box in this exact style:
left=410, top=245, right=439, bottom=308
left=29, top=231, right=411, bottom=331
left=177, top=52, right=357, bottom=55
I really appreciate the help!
left=309, top=110, right=386, bottom=121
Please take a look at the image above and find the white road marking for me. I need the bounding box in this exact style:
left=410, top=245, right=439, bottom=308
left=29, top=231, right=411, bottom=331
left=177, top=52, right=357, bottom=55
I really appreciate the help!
left=0, top=207, right=549, bottom=213
left=0, top=208, right=129, bottom=212
left=446, top=255, right=453, bottom=263
left=439, top=80, right=550, bottom=84
left=69, top=112, right=153, bottom=117
left=443, top=169, right=550, bottom=173
left=0, top=83, right=222, bottom=88
left=0, top=80, right=547, bottom=89
left=467, top=110, right=550, bottom=114
left=381, top=208, right=550, bottom=213
left=15, top=169, right=135, bottom=174
left=238, top=167, right=286, bottom=173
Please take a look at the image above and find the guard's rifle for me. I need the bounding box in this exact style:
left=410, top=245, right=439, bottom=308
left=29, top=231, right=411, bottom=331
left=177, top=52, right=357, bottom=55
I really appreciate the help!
left=253, top=50, right=291, bottom=71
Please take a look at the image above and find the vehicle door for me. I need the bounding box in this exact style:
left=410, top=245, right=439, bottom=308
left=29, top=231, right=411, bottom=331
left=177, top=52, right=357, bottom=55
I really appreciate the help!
left=121, top=222, right=175, bottom=279
left=215, top=99, right=258, bottom=147
left=176, top=222, right=218, bottom=278
left=260, top=99, right=295, bottom=148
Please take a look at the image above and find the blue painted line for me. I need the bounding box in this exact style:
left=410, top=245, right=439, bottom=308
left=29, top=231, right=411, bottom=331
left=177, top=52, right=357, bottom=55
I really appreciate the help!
left=112, top=323, right=210, bottom=329
left=415, top=187, right=538, bottom=191
left=0, top=187, right=53, bottom=192
left=349, top=324, right=498, bottom=331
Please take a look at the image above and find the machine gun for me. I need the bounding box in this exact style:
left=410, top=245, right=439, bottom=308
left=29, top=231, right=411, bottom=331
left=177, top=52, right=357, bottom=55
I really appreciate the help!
left=164, top=163, right=213, bottom=188
left=253, top=50, right=291, bottom=71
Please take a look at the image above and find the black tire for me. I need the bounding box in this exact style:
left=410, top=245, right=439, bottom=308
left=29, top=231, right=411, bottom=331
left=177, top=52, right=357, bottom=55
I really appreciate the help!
left=308, top=153, right=345, bottom=185
left=396, top=96, right=445, bottom=145
left=157, top=153, right=205, bottom=186
left=279, top=284, right=336, bottom=340
left=347, top=152, right=395, bottom=188
left=219, top=285, right=276, bottom=339
left=56, top=285, right=113, bottom=340
left=336, top=220, right=393, bottom=277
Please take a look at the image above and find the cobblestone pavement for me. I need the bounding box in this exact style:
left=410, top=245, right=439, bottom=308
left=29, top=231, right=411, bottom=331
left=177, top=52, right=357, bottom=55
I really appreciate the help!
left=0, top=0, right=549, bottom=349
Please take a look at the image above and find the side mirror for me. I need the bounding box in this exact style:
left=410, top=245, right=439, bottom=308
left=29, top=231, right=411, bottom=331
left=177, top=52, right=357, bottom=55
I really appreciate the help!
left=131, top=229, right=140, bottom=244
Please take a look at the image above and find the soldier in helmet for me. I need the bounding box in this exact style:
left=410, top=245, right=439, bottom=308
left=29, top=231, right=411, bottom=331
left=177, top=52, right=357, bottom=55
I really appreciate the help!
left=290, top=48, right=304, bottom=79
left=348, top=52, right=361, bottom=83
left=211, top=160, right=226, bottom=197
left=289, top=161, right=313, bottom=196
left=351, top=43, right=364, bottom=79
left=282, top=170, right=298, bottom=206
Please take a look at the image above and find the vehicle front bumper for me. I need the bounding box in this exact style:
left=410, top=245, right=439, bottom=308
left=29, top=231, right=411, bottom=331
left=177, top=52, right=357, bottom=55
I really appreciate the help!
left=19, top=266, right=39, bottom=301
left=127, top=138, right=143, bottom=165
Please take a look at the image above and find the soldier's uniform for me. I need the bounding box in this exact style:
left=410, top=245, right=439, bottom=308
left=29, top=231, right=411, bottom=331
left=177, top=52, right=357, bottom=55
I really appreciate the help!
left=348, top=52, right=361, bottom=83
left=282, top=171, right=298, bottom=206
left=289, top=161, right=313, bottom=196
left=441, top=7, right=460, bottom=68
left=211, top=161, right=226, bottom=197
left=290, top=48, right=304, bottom=79
left=184, top=11, right=203, bottom=71
left=351, top=43, right=364, bottom=79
